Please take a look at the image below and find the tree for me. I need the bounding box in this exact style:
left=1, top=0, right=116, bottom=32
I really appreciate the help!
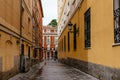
left=48, top=19, right=57, bottom=27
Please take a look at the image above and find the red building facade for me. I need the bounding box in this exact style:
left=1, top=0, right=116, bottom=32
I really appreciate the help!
left=43, top=26, right=58, bottom=60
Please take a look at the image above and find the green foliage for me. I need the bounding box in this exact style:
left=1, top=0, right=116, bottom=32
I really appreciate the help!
left=48, top=19, right=57, bottom=27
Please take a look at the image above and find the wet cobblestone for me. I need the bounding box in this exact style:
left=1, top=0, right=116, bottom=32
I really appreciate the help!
left=9, top=60, right=99, bottom=80
left=8, top=61, right=45, bottom=80
left=35, top=60, right=99, bottom=80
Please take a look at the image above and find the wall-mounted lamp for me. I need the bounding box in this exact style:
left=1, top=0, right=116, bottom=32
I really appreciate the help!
left=68, top=21, right=73, bottom=31
left=68, top=21, right=79, bottom=34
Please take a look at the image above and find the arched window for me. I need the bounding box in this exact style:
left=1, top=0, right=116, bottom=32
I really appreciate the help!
left=5, top=40, right=13, bottom=45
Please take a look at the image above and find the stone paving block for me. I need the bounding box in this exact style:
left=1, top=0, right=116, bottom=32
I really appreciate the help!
left=8, top=61, right=45, bottom=80
left=35, top=60, right=99, bottom=80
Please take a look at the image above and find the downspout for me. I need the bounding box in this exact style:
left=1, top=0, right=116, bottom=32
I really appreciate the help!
left=20, top=0, right=24, bottom=72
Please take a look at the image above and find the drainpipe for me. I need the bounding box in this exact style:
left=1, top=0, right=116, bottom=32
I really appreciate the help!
left=20, top=0, right=23, bottom=72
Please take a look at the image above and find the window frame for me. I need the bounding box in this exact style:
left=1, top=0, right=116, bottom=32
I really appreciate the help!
left=73, top=24, right=77, bottom=51
left=84, top=8, right=91, bottom=48
left=114, top=0, right=120, bottom=43
left=64, top=36, right=66, bottom=52
left=68, top=32, right=70, bottom=52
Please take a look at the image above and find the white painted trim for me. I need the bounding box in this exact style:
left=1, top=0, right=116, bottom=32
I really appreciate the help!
left=112, top=43, right=120, bottom=47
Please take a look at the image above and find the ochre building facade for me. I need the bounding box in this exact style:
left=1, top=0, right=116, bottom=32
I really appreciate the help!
left=0, top=0, right=43, bottom=79
left=58, top=0, right=120, bottom=80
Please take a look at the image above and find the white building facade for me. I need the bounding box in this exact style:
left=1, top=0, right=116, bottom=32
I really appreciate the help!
left=57, top=0, right=83, bottom=37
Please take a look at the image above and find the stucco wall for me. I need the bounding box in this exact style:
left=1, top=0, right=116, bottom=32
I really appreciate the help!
left=58, top=0, right=120, bottom=69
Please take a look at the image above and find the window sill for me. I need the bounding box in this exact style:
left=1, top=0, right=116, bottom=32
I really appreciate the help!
left=112, top=43, right=120, bottom=47
left=84, top=47, right=91, bottom=50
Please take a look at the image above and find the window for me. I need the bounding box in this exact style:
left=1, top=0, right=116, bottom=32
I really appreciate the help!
left=34, top=49, right=37, bottom=58
left=64, top=36, right=66, bottom=52
left=73, top=24, right=77, bottom=50
left=68, top=2, right=69, bottom=6
left=55, top=29, right=57, bottom=32
left=72, top=0, right=76, bottom=5
left=67, top=12, right=70, bottom=16
left=28, top=46, right=30, bottom=59
left=21, top=44, right=24, bottom=55
left=55, top=36, right=58, bottom=44
left=84, top=8, right=91, bottom=48
left=47, top=36, right=50, bottom=44
left=114, top=0, right=120, bottom=43
left=22, top=7, right=24, bottom=29
left=68, top=32, right=70, bottom=51
left=62, top=39, right=64, bottom=52
left=60, top=40, right=62, bottom=52
left=58, top=43, right=59, bottom=52
left=28, top=18, right=30, bottom=33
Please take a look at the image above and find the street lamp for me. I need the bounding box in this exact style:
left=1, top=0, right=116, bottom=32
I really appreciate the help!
left=68, top=21, right=73, bottom=31
left=68, top=21, right=79, bottom=34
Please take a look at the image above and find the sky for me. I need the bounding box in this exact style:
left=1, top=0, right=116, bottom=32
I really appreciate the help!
left=41, top=0, right=57, bottom=26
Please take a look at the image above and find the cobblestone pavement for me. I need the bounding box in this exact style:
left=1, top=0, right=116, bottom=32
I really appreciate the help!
left=8, top=61, right=45, bottom=80
left=35, top=60, right=99, bottom=80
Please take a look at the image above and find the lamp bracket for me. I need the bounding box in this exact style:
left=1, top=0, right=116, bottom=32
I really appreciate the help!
left=69, top=27, right=79, bottom=35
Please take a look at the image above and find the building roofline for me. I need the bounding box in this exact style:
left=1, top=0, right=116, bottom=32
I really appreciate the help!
left=43, top=26, right=57, bottom=29
left=39, top=0, right=44, bottom=17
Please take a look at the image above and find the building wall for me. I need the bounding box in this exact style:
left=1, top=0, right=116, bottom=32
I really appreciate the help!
left=38, top=0, right=43, bottom=61
left=32, top=0, right=43, bottom=61
left=0, top=0, right=33, bottom=79
left=43, top=26, right=58, bottom=59
left=58, top=0, right=120, bottom=80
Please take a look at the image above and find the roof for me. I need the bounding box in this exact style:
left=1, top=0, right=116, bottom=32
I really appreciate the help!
left=43, top=26, right=57, bottom=29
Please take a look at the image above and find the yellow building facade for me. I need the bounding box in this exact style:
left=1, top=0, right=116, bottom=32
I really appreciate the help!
left=0, top=0, right=33, bottom=79
left=58, top=0, right=120, bottom=80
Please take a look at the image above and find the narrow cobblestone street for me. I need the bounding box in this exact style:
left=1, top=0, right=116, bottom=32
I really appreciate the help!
left=35, top=60, right=99, bottom=80
left=1, top=0, right=120, bottom=79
